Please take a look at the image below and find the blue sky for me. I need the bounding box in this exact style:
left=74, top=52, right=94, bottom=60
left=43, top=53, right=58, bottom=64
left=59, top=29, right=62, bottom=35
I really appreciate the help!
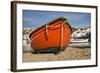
left=23, top=10, right=91, bottom=28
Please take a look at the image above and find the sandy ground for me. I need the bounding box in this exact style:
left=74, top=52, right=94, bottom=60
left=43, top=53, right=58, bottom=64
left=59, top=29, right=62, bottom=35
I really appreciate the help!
left=23, top=47, right=91, bottom=62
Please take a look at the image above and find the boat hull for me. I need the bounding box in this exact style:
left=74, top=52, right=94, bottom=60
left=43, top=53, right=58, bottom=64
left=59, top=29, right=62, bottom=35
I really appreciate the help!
left=29, top=17, right=72, bottom=54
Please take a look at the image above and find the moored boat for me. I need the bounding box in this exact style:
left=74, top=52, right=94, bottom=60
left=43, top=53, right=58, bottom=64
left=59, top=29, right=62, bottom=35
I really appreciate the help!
left=29, top=17, right=72, bottom=54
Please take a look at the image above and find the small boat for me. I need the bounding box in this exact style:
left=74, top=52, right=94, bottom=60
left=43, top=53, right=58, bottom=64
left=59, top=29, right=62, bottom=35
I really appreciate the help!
left=29, top=17, right=72, bottom=54
left=69, top=39, right=90, bottom=48
left=70, top=39, right=89, bottom=43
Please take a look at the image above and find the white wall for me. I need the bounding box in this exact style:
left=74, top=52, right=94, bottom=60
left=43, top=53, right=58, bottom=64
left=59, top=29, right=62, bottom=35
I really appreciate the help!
left=0, top=0, right=99, bottom=73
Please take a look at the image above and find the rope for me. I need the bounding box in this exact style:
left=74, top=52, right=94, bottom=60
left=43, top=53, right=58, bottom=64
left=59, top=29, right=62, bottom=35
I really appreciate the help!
left=60, top=21, right=66, bottom=49
left=45, top=24, right=48, bottom=40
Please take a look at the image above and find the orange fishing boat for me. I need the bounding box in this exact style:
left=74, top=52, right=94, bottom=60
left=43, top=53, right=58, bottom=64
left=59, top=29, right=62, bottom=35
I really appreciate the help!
left=29, top=17, right=72, bottom=54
